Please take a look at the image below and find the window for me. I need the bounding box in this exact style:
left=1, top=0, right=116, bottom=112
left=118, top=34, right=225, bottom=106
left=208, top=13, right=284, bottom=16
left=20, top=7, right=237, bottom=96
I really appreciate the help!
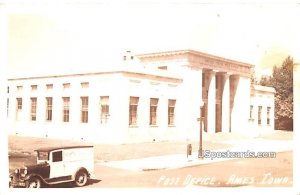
left=46, top=97, right=53, bottom=121
left=46, top=84, right=53, bottom=90
left=158, top=66, right=168, bottom=70
left=81, top=82, right=89, bottom=88
left=63, top=83, right=70, bottom=89
left=129, top=96, right=139, bottom=126
left=249, top=105, right=253, bottom=119
left=100, top=96, right=109, bottom=124
left=17, top=86, right=23, bottom=91
left=150, top=98, right=159, bottom=126
left=168, top=99, right=176, bottom=126
left=7, top=86, right=9, bottom=94
left=30, top=97, right=37, bottom=121
left=258, top=106, right=262, bottom=125
left=16, top=98, right=22, bottom=110
left=62, top=97, right=70, bottom=122
left=52, top=151, right=62, bottom=162
left=38, top=152, right=49, bottom=161
left=81, top=97, right=89, bottom=123
left=267, top=107, right=271, bottom=125
left=31, top=85, right=37, bottom=91
left=16, top=98, right=22, bottom=120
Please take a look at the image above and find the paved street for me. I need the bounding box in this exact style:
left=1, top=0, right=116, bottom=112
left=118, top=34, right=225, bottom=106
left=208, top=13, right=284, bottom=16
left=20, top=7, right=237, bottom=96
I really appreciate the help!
left=88, top=151, right=293, bottom=188
left=8, top=131, right=293, bottom=188
left=44, top=151, right=292, bottom=188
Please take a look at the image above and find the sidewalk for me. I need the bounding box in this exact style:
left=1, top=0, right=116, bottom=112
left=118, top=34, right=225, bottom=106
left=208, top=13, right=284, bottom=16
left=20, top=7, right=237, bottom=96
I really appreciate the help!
left=96, top=139, right=293, bottom=171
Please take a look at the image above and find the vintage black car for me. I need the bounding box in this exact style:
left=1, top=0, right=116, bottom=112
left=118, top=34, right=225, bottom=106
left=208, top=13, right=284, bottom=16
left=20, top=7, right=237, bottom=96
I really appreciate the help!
left=9, top=145, right=95, bottom=188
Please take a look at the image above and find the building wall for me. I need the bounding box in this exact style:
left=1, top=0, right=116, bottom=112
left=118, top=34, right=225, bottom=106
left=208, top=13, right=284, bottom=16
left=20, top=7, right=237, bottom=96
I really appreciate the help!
left=249, top=86, right=275, bottom=134
left=7, top=50, right=276, bottom=143
left=8, top=73, right=122, bottom=142
left=8, top=71, right=186, bottom=143
left=122, top=73, right=183, bottom=143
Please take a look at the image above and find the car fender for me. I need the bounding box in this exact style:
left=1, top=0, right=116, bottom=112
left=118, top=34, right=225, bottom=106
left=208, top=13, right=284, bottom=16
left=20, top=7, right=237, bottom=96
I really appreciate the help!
left=24, top=173, right=46, bottom=183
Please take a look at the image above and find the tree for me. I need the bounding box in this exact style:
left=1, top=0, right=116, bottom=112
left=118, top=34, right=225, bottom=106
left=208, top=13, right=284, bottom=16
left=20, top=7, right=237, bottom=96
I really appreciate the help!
left=250, top=68, right=257, bottom=84
left=259, top=75, right=272, bottom=87
left=259, top=56, right=293, bottom=130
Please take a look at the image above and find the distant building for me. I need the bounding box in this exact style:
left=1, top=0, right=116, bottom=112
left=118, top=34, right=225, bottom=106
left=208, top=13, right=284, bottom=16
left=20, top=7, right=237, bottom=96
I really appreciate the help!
left=7, top=50, right=275, bottom=143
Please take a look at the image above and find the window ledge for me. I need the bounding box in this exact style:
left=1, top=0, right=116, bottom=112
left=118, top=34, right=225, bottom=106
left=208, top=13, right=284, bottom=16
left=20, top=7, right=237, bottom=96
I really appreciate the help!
left=129, top=125, right=139, bottom=128
left=168, top=125, right=176, bottom=127
left=150, top=125, right=159, bottom=128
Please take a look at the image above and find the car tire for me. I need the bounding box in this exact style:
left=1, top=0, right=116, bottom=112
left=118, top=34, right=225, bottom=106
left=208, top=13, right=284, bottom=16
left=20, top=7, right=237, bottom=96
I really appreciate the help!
left=26, top=177, right=42, bottom=188
left=74, top=170, right=88, bottom=187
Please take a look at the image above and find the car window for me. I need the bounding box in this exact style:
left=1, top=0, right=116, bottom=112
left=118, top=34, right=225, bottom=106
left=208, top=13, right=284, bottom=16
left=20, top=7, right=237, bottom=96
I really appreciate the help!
left=38, top=151, right=49, bottom=161
left=52, top=151, right=63, bottom=162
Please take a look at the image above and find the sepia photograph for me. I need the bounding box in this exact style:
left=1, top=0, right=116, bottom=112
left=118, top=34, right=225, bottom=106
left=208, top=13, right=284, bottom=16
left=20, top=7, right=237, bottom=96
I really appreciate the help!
left=0, top=0, right=299, bottom=194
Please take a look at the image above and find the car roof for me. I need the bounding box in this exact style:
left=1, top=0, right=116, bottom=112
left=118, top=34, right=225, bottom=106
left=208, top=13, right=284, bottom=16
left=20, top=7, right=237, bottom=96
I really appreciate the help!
left=35, top=145, right=94, bottom=152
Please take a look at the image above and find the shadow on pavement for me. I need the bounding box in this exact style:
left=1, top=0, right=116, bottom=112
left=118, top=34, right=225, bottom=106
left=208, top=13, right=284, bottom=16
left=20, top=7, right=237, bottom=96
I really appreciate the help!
left=45, top=179, right=102, bottom=188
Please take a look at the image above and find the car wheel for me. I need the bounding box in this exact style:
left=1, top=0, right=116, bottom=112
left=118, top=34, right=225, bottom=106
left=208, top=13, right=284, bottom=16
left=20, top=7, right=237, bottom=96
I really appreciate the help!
left=75, top=170, right=88, bottom=187
left=26, top=177, right=42, bottom=188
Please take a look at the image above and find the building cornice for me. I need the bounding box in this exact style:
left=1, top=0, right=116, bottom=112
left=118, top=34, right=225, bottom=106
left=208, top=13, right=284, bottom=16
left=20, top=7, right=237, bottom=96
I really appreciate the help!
left=136, top=49, right=254, bottom=67
left=136, top=49, right=254, bottom=77
left=251, top=84, right=276, bottom=93
left=8, top=70, right=182, bottom=83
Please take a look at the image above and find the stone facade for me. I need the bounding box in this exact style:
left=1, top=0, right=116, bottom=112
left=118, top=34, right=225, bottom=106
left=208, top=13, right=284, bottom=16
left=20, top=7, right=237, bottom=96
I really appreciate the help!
left=7, top=50, right=275, bottom=143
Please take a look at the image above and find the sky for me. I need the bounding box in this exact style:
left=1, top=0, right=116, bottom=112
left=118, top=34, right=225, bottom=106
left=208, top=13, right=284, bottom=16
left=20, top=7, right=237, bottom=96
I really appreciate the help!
left=6, top=1, right=300, bottom=77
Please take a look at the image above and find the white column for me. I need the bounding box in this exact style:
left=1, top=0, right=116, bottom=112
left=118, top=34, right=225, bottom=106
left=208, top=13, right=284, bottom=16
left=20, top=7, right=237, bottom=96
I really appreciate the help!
left=207, top=71, right=216, bottom=133
left=221, top=73, right=230, bottom=133
left=230, top=75, right=251, bottom=133
left=177, top=66, right=202, bottom=140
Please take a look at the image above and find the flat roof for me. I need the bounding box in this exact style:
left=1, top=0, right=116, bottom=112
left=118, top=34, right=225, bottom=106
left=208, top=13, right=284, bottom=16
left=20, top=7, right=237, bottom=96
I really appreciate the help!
left=35, top=145, right=93, bottom=152
left=252, top=84, right=276, bottom=93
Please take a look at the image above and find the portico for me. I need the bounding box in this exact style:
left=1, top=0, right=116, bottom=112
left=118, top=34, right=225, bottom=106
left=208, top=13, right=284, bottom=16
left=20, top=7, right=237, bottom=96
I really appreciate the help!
left=138, top=50, right=254, bottom=134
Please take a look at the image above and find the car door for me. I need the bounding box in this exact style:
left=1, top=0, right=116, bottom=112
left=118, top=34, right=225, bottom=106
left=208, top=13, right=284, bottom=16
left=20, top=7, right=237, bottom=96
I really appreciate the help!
left=49, top=150, right=66, bottom=179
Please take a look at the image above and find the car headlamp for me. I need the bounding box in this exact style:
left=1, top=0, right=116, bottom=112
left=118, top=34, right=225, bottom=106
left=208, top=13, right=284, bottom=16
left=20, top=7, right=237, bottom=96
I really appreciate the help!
left=24, top=169, right=28, bottom=175
left=14, top=169, right=19, bottom=174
